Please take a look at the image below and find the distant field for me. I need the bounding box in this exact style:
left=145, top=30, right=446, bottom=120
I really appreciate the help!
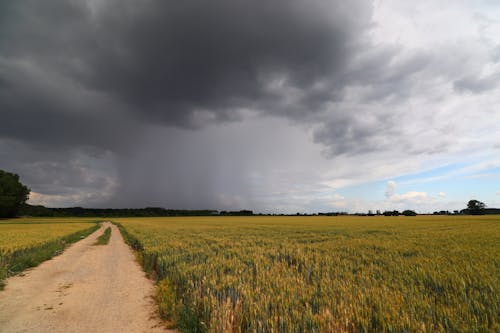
left=0, top=217, right=101, bottom=225
left=0, top=218, right=99, bottom=287
left=115, top=215, right=500, bottom=333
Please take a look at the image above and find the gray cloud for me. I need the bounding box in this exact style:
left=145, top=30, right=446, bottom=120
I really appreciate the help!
left=0, top=57, right=141, bottom=152
left=0, top=0, right=478, bottom=157
left=312, top=110, right=399, bottom=157
left=454, top=73, right=500, bottom=94
left=0, top=0, right=372, bottom=131
left=1, top=0, right=499, bottom=211
left=0, top=140, right=117, bottom=206
left=0, top=0, right=376, bottom=209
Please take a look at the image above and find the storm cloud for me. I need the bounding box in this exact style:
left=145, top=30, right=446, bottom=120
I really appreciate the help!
left=0, top=0, right=371, bottom=129
left=1, top=0, right=499, bottom=212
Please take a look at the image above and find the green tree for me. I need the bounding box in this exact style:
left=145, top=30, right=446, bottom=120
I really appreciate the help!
left=402, top=209, right=417, bottom=216
left=467, top=199, right=485, bottom=215
left=0, top=170, right=30, bottom=218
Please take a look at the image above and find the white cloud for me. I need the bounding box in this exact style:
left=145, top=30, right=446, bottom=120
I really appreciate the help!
left=381, top=180, right=433, bottom=209
left=329, top=193, right=347, bottom=208
left=438, top=192, right=446, bottom=197
left=389, top=191, right=429, bottom=204
left=385, top=180, right=397, bottom=199
left=332, top=193, right=345, bottom=200
left=373, top=0, right=500, bottom=48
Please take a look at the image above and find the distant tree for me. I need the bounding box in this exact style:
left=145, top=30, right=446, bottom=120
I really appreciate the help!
left=219, top=210, right=254, bottom=216
left=467, top=199, right=486, bottom=215
left=0, top=170, right=30, bottom=218
left=402, top=210, right=417, bottom=216
left=383, top=210, right=400, bottom=216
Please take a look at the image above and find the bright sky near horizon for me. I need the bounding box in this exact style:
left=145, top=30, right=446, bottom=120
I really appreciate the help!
left=1, top=0, right=499, bottom=213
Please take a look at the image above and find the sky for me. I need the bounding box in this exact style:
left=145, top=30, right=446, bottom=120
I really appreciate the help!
left=1, top=0, right=499, bottom=214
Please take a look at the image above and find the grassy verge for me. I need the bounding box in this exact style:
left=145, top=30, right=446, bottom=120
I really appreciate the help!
left=113, top=221, right=201, bottom=332
left=94, top=226, right=112, bottom=245
left=0, top=223, right=99, bottom=290
left=113, top=222, right=143, bottom=251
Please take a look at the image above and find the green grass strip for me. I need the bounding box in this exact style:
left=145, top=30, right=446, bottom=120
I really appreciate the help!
left=113, top=222, right=143, bottom=251
left=94, top=226, right=112, bottom=245
left=112, top=222, right=191, bottom=332
left=0, top=223, right=99, bottom=290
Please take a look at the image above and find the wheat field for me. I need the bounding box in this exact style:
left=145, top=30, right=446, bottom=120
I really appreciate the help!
left=115, top=215, right=499, bottom=333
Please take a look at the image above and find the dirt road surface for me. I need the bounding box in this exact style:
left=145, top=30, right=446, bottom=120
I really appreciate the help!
left=0, top=222, right=176, bottom=333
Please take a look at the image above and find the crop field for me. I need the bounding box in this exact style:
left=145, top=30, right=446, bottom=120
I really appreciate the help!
left=115, top=215, right=500, bottom=333
left=0, top=218, right=99, bottom=287
left=0, top=217, right=100, bottom=225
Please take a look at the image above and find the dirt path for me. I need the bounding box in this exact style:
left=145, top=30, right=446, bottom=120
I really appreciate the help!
left=0, top=222, right=177, bottom=333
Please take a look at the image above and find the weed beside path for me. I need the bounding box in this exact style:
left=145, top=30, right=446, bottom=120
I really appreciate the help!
left=94, top=226, right=112, bottom=245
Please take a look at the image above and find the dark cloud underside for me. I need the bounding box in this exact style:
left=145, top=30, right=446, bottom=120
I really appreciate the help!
left=1, top=0, right=371, bottom=132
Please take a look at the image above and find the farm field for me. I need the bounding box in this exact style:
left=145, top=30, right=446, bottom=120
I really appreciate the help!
left=115, top=215, right=500, bottom=333
left=0, top=218, right=99, bottom=287
left=0, top=217, right=101, bottom=225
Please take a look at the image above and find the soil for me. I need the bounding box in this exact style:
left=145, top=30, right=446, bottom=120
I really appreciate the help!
left=0, top=222, right=177, bottom=333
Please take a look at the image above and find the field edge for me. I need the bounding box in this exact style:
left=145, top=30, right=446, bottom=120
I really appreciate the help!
left=113, top=221, right=185, bottom=331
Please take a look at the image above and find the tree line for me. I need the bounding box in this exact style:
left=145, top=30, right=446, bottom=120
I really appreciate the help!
left=19, top=205, right=220, bottom=217
left=0, top=169, right=498, bottom=218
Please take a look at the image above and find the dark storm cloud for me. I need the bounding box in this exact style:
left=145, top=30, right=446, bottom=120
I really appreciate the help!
left=0, top=0, right=372, bottom=133
left=76, top=0, right=372, bottom=125
left=0, top=0, right=374, bottom=207
left=2, top=0, right=459, bottom=160
left=0, top=45, right=142, bottom=152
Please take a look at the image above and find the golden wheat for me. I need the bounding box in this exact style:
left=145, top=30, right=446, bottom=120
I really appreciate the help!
left=116, top=215, right=499, bottom=333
